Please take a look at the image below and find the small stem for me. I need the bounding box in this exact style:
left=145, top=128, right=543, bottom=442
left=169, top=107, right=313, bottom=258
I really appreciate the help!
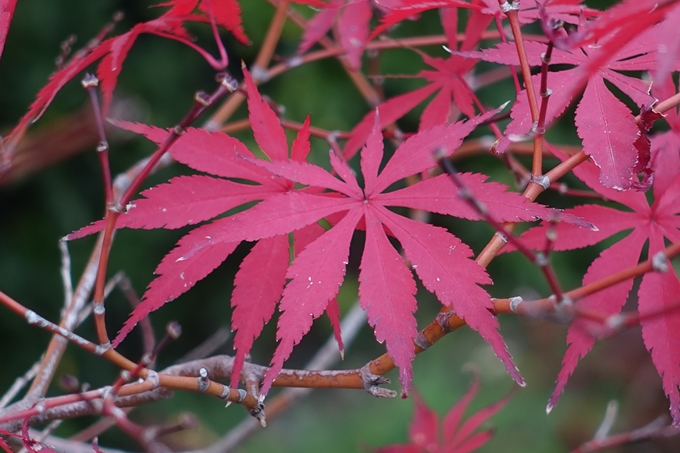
left=537, top=42, right=554, bottom=130
left=501, top=3, right=541, bottom=176
left=653, top=91, right=680, bottom=116
left=570, top=416, right=676, bottom=453
left=82, top=74, right=113, bottom=208
left=0, top=290, right=105, bottom=357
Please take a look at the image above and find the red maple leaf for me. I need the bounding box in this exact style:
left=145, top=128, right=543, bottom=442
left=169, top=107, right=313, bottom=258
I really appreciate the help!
left=479, top=0, right=598, bottom=24
left=370, top=0, right=597, bottom=40
left=0, top=0, right=17, bottom=62
left=69, top=67, right=339, bottom=387
left=375, top=373, right=512, bottom=453
left=295, top=0, right=374, bottom=70
left=70, top=101, right=588, bottom=397
left=541, top=0, right=674, bottom=53
left=650, top=78, right=680, bottom=195
left=3, top=0, right=238, bottom=146
left=464, top=25, right=671, bottom=189
left=344, top=6, right=491, bottom=159
left=160, top=0, right=249, bottom=45
left=369, top=0, right=479, bottom=40
left=224, top=107, right=592, bottom=396
left=514, top=144, right=680, bottom=423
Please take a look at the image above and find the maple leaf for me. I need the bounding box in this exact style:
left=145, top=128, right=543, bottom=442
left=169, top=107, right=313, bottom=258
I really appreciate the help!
left=464, top=27, right=671, bottom=189
left=375, top=373, right=512, bottom=453
left=160, top=0, right=249, bottom=45
left=344, top=6, right=492, bottom=159
left=212, top=108, right=590, bottom=397
left=3, top=0, right=237, bottom=146
left=0, top=0, right=16, bottom=62
left=369, top=0, right=480, bottom=40
left=650, top=78, right=680, bottom=195
left=514, top=144, right=680, bottom=423
left=369, top=0, right=598, bottom=40
left=294, top=0, right=374, bottom=70
left=68, top=67, right=328, bottom=387
left=652, top=3, right=680, bottom=84
left=542, top=0, right=674, bottom=53
left=479, top=0, right=599, bottom=24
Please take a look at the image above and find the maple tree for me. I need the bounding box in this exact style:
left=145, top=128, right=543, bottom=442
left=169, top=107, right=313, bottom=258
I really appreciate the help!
left=2, top=0, right=680, bottom=452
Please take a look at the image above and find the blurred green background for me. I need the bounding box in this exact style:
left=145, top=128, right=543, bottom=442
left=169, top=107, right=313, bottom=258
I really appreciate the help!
left=1, top=0, right=678, bottom=451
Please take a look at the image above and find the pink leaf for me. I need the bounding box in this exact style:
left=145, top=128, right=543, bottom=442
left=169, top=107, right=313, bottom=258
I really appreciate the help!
left=291, top=115, right=312, bottom=162
left=497, top=71, right=577, bottom=154
left=377, top=207, right=523, bottom=385
left=443, top=371, right=481, bottom=442
left=230, top=235, right=290, bottom=388
left=296, top=223, right=346, bottom=354
left=453, top=431, right=494, bottom=453
left=113, top=221, right=239, bottom=347
left=652, top=131, right=680, bottom=200
left=409, top=393, right=439, bottom=451
left=639, top=235, right=680, bottom=424
left=6, top=40, right=112, bottom=141
left=419, top=87, right=454, bottom=130
left=344, top=84, right=439, bottom=159
left=513, top=205, right=641, bottom=253
left=377, top=376, right=509, bottom=452
left=111, top=122, right=272, bottom=183
left=548, top=230, right=647, bottom=411
left=377, top=173, right=558, bottom=223
left=329, top=150, right=364, bottom=198
left=360, top=112, right=383, bottom=196
left=338, top=0, right=372, bottom=70
left=373, top=110, right=496, bottom=194
left=575, top=77, right=639, bottom=189
left=187, top=192, right=357, bottom=251
left=451, top=390, right=512, bottom=447
left=199, top=0, right=249, bottom=45
left=297, top=0, right=341, bottom=55
left=243, top=67, right=289, bottom=161
left=0, top=0, right=17, bottom=61
left=370, top=0, right=480, bottom=40
left=261, top=209, right=362, bottom=395
left=121, top=175, right=277, bottom=229
left=359, top=208, right=418, bottom=394
left=254, top=158, right=358, bottom=197
left=325, top=297, right=345, bottom=356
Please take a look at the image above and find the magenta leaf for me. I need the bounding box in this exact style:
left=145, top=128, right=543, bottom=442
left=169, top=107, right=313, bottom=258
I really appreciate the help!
left=360, top=207, right=418, bottom=394
left=230, top=235, right=290, bottom=388
left=261, top=208, right=362, bottom=394
left=575, top=77, right=639, bottom=190
left=0, top=0, right=17, bottom=61
left=376, top=374, right=510, bottom=453
left=338, top=0, right=372, bottom=70
left=639, top=235, right=680, bottom=424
